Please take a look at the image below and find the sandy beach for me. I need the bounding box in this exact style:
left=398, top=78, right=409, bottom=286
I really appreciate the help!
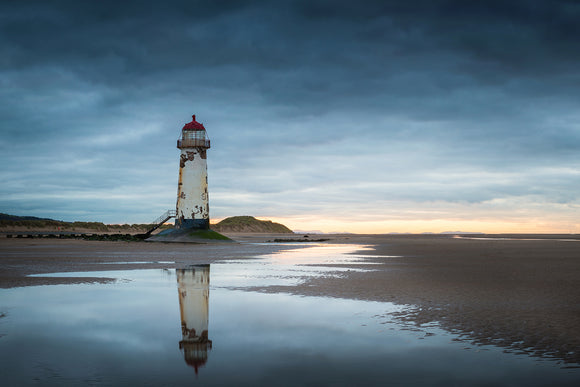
left=1, top=234, right=579, bottom=365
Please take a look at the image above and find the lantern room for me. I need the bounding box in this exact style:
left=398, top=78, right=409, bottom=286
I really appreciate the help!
left=177, top=115, right=211, bottom=149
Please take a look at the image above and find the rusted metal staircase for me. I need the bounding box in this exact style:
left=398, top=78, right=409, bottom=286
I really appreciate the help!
left=144, top=209, right=176, bottom=237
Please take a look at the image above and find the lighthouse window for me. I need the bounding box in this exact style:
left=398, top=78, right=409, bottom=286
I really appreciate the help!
left=183, top=131, right=206, bottom=140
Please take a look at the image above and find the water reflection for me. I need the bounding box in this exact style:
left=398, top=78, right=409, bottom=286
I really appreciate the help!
left=2, top=259, right=579, bottom=385
left=177, top=265, right=212, bottom=374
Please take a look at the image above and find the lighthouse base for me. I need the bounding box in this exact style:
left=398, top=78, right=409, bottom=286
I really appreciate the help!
left=175, top=218, right=210, bottom=230
left=146, top=227, right=231, bottom=243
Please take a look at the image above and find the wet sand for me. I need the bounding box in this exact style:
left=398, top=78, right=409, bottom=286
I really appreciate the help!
left=1, top=234, right=579, bottom=364
left=0, top=236, right=297, bottom=288
left=255, top=234, right=580, bottom=365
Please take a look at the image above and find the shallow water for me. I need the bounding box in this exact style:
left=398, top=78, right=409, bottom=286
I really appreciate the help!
left=1, top=244, right=579, bottom=386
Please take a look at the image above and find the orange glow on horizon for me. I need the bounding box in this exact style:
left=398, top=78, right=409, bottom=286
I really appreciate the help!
left=210, top=216, right=579, bottom=235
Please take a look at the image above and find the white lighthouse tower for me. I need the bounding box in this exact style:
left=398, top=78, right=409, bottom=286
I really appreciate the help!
left=177, top=265, right=212, bottom=373
left=176, top=115, right=211, bottom=230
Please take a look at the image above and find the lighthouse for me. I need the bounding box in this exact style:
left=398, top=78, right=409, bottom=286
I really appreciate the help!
left=147, top=114, right=228, bottom=242
left=176, top=115, right=211, bottom=230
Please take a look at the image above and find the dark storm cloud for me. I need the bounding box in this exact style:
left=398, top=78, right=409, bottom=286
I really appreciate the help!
left=0, top=0, right=579, bottom=228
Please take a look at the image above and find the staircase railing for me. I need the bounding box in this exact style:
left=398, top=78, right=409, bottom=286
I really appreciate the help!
left=145, top=209, right=176, bottom=236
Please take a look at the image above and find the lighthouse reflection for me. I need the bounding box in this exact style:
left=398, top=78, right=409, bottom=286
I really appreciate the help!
left=176, top=265, right=212, bottom=374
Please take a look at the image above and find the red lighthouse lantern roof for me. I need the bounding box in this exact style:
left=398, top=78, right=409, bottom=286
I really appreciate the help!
left=182, top=115, right=206, bottom=130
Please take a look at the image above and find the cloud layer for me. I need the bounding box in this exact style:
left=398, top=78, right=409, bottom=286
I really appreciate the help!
left=1, top=1, right=579, bottom=232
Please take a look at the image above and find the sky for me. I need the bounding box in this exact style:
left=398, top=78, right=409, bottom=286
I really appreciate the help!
left=1, top=0, right=579, bottom=234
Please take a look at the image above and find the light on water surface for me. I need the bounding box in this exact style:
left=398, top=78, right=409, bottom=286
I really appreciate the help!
left=0, top=244, right=578, bottom=386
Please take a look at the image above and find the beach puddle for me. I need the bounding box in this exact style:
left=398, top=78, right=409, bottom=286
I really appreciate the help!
left=212, top=244, right=379, bottom=289
left=1, top=244, right=579, bottom=386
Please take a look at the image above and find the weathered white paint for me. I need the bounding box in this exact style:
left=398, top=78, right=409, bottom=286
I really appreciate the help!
left=175, top=116, right=210, bottom=230
left=176, top=146, right=209, bottom=224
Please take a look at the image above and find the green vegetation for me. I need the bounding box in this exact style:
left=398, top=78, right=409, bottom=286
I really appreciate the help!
left=188, top=229, right=231, bottom=240
left=212, top=216, right=293, bottom=233
left=0, top=213, right=172, bottom=233
left=1, top=213, right=291, bottom=235
left=0, top=213, right=70, bottom=230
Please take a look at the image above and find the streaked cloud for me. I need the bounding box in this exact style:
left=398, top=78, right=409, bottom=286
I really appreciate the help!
left=0, top=0, right=579, bottom=232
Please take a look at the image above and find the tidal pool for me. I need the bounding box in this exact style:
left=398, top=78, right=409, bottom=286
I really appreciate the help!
left=0, top=244, right=578, bottom=386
